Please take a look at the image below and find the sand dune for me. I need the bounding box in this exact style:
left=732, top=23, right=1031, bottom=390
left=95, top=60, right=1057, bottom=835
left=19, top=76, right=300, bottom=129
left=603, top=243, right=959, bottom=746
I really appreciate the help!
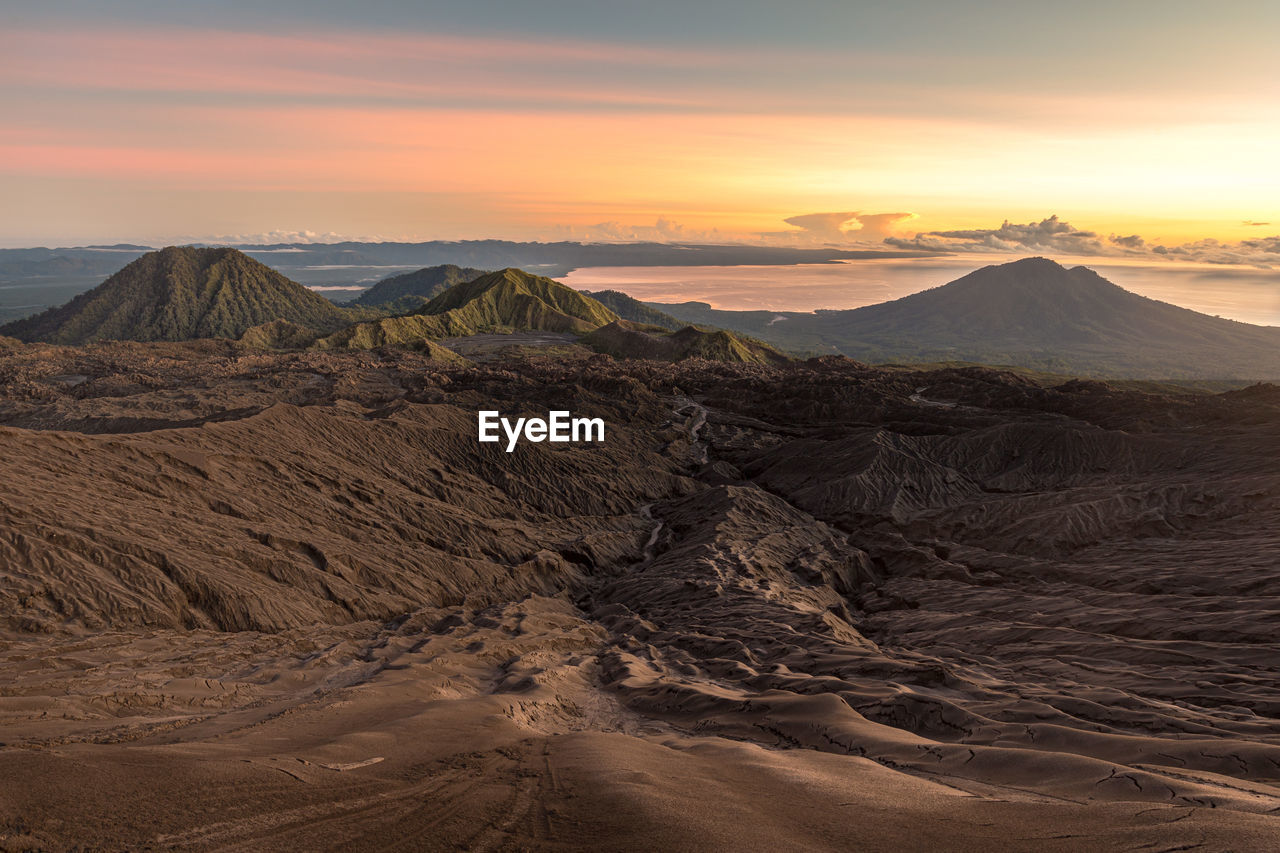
left=2, top=341, right=1279, bottom=850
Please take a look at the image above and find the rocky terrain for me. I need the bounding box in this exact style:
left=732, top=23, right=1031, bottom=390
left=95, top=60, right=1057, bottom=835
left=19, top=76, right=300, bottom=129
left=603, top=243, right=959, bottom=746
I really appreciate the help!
left=583, top=320, right=789, bottom=365
left=0, top=337, right=1278, bottom=850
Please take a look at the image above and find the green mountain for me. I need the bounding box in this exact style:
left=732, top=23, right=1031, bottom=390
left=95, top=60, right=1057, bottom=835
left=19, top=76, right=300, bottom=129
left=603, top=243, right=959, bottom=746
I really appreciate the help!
left=318, top=268, right=618, bottom=349
left=0, top=247, right=352, bottom=345
left=351, top=264, right=489, bottom=313
left=581, top=289, right=684, bottom=330
left=583, top=320, right=790, bottom=365
left=648, top=257, right=1280, bottom=379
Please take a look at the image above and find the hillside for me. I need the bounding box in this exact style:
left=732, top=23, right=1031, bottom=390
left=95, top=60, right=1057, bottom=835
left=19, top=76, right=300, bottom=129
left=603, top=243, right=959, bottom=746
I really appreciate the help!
left=650, top=257, right=1280, bottom=379
left=350, top=264, right=489, bottom=313
left=318, top=267, right=617, bottom=349
left=584, top=320, right=790, bottom=365
left=582, top=289, right=685, bottom=330
left=0, top=247, right=353, bottom=345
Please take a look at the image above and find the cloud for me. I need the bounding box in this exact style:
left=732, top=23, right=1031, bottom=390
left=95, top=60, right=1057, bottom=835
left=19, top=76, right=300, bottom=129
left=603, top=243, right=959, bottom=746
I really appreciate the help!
left=780, top=211, right=859, bottom=241
left=885, top=215, right=1109, bottom=255
left=765, top=210, right=917, bottom=245
left=546, top=217, right=731, bottom=244
left=1145, top=236, right=1280, bottom=267
left=182, top=229, right=397, bottom=245
left=544, top=210, right=920, bottom=247
left=886, top=214, right=1280, bottom=269
left=1109, top=233, right=1146, bottom=249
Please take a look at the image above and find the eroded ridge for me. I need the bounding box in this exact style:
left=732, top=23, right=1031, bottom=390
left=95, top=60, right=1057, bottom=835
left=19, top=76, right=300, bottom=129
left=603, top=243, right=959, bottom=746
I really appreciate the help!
left=2, top=343, right=1279, bottom=850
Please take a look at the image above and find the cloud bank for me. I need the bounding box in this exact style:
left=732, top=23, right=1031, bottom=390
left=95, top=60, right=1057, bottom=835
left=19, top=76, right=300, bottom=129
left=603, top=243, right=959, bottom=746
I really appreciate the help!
left=547, top=211, right=920, bottom=247
left=187, top=216, right=1280, bottom=272
left=547, top=218, right=729, bottom=244
left=183, top=229, right=401, bottom=245
left=886, top=215, right=1280, bottom=268
left=768, top=211, right=917, bottom=245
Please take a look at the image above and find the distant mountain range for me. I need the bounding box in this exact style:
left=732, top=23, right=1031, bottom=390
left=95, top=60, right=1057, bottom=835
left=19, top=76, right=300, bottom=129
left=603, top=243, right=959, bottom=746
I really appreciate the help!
left=647, top=257, right=1280, bottom=379
left=0, top=247, right=354, bottom=345
left=0, top=241, right=929, bottom=284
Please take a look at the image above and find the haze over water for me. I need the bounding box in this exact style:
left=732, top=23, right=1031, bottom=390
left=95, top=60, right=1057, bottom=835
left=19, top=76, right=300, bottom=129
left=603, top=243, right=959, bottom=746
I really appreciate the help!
left=561, top=257, right=1280, bottom=327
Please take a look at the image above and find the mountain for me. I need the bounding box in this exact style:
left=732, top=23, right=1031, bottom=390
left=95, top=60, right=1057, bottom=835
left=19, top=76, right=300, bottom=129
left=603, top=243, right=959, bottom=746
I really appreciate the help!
left=0, top=243, right=939, bottom=329
left=583, top=320, right=790, bottom=365
left=0, top=247, right=353, bottom=345
left=649, top=257, right=1280, bottom=379
left=350, top=264, right=489, bottom=313
left=318, top=267, right=618, bottom=349
left=582, top=289, right=685, bottom=330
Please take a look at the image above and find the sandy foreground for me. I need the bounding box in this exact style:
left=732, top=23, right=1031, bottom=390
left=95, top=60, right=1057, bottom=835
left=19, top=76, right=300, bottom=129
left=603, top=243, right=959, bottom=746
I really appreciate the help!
left=1, top=341, right=1278, bottom=851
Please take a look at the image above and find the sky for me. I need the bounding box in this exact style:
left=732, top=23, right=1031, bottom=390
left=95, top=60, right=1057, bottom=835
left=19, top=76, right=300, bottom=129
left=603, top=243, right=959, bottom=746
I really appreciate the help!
left=2, top=0, right=1278, bottom=262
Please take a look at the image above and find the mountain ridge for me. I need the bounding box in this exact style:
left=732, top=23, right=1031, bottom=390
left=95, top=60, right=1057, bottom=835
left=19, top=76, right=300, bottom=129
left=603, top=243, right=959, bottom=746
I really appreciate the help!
left=350, top=264, right=489, bottom=313
left=583, top=319, right=791, bottom=365
left=317, top=267, right=618, bottom=350
left=582, top=289, right=686, bottom=330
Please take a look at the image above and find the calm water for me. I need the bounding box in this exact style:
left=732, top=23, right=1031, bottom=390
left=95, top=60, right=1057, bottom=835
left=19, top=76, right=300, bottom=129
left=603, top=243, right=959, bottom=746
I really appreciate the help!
left=560, top=255, right=1280, bottom=327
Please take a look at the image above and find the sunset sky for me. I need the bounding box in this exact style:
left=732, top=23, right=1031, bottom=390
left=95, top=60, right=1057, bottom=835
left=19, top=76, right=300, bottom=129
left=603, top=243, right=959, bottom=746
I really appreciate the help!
left=2, top=1, right=1278, bottom=255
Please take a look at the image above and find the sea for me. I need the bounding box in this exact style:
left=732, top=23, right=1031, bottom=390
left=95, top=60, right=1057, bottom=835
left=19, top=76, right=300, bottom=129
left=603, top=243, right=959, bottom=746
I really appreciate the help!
left=558, top=255, right=1280, bottom=327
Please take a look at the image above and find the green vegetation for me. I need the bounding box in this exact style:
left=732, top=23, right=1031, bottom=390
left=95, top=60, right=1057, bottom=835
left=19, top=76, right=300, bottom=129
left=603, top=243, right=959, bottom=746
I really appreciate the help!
left=239, top=319, right=323, bottom=350
left=0, top=247, right=355, bottom=345
left=319, top=268, right=619, bottom=350
left=583, top=320, right=790, bottom=365
left=582, top=290, right=685, bottom=330
left=351, top=264, right=489, bottom=313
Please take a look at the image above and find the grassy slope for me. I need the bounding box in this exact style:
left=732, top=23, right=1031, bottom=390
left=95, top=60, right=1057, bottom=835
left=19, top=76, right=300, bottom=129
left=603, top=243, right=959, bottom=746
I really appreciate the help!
left=581, top=290, right=685, bottom=331
left=317, top=268, right=618, bottom=350
left=0, top=247, right=354, bottom=345
left=351, top=265, right=489, bottom=313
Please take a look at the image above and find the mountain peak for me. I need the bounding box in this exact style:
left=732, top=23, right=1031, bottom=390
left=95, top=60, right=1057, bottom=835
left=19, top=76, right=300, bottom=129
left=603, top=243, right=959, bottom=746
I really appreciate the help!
left=317, top=266, right=618, bottom=350
left=829, top=257, right=1280, bottom=377
left=645, top=256, right=1280, bottom=378
left=413, top=267, right=617, bottom=327
left=0, top=247, right=350, bottom=345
